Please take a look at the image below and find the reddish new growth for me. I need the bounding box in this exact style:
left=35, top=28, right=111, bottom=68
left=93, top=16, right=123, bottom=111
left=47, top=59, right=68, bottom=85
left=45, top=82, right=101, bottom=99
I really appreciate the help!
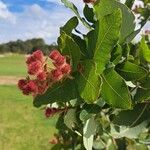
left=83, top=0, right=96, bottom=3
left=18, top=49, right=71, bottom=96
left=45, top=107, right=66, bottom=118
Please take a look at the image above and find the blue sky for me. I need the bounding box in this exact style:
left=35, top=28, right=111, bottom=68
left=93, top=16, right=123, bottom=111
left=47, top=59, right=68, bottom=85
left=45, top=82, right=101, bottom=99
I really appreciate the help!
left=0, top=0, right=149, bottom=44
left=0, top=0, right=84, bottom=44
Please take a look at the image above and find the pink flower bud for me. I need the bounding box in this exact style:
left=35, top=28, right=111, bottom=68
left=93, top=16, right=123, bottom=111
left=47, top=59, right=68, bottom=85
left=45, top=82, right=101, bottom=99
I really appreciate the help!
left=28, top=61, right=42, bottom=75
left=51, top=69, right=63, bottom=81
left=20, top=80, right=37, bottom=95
left=49, top=50, right=61, bottom=61
left=61, top=63, right=71, bottom=74
left=18, top=79, right=27, bottom=90
left=37, top=82, right=48, bottom=94
left=45, top=108, right=57, bottom=117
left=26, top=80, right=38, bottom=93
left=54, top=56, right=66, bottom=67
left=37, top=71, right=47, bottom=81
left=32, top=50, right=44, bottom=62
left=26, top=56, right=36, bottom=64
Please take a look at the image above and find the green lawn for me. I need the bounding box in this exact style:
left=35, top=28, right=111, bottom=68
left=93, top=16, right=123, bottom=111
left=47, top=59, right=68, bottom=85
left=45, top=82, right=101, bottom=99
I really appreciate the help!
left=0, top=85, right=57, bottom=150
left=0, top=54, right=26, bottom=76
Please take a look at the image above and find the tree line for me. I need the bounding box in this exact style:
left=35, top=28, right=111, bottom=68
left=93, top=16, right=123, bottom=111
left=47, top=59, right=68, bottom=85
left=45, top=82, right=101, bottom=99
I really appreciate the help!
left=0, top=38, right=58, bottom=55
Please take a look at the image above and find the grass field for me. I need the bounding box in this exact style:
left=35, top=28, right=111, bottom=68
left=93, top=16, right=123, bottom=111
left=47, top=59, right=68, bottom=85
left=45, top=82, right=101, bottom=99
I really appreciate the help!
left=0, top=54, right=57, bottom=150
left=0, top=54, right=26, bottom=76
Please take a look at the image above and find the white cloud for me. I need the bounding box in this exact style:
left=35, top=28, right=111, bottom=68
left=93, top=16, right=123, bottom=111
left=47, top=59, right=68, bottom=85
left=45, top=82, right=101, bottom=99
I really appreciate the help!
left=46, top=0, right=85, bottom=12
left=0, top=1, right=16, bottom=23
left=0, top=2, right=75, bottom=44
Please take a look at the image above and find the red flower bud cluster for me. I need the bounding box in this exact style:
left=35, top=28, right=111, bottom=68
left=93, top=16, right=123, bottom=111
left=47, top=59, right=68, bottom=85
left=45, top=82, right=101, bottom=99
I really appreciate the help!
left=18, top=50, right=71, bottom=96
left=45, top=107, right=60, bottom=117
left=49, top=50, right=71, bottom=81
left=45, top=107, right=67, bottom=118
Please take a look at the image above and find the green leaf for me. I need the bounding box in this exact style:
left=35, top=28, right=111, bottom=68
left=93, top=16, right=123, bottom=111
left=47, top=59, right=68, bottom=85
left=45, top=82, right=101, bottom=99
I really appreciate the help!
left=139, top=77, right=150, bottom=90
left=101, top=68, right=132, bottom=109
left=83, top=117, right=97, bottom=150
left=64, top=109, right=77, bottom=130
left=94, top=9, right=122, bottom=74
left=111, top=120, right=150, bottom=139
left=58, top=31, right=81, bottom=71
left=76, top=60, right=102, bottom=103
left=139, top=37, right=150, bottom=62
left=111, top=44, right=122, bottom=65
left=33, top=79, right=78, bottom=107
left=83, top=4, right=95, bottom=23
left=134, top=88, right=150, bottom=102
left=85, top=29, right=98, bottom=59
left=60, top=16, right=78, bottom=35
left=72, top=34, right=87, bottom=58
left=94, top=0, right=135, bottom=43
left=61, top=0, right=92, bottom=30
left=113, top=104, right=150, bottom=126
left=125, top=0, right=135, bottom=8
left=80, top=104, right=101, bottom=122
left=116, top=61, right=148, bottom=81
left=125, top=29, right=141, bottom=43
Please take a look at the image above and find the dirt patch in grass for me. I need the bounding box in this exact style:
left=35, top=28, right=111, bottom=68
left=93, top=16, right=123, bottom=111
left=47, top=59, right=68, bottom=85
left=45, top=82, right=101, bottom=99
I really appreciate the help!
left=0, top=76, right=22, bottom=85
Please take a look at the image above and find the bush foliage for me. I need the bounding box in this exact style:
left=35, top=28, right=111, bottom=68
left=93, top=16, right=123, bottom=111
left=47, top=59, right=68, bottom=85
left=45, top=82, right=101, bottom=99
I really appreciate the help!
left=19, top=0, right=150, bottom=149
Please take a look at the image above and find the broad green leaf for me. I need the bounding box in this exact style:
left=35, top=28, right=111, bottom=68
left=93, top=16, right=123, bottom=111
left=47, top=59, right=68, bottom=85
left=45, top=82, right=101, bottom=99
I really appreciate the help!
left=113, top=104, right=150, bottom=126
left=83, top=4, right=95, bottom=23
left=72, top=34, right=87, bottom=58
left=60, top=16, right=78, bottom=35
left=111, top=120, right=150, bottom=139
left=125, top=29, right=141, bottom=43
left=116, top=61, right=148, bottom=81
left=76, top=60, right=102, bottom=103
left=64, top=109, right=77, bottom=130
left=80, top=104, right=101, bottom=122
left=101, top=68, right=132, bottom=109
left=33, top=79, right=78, bottom=107
left=94, top=0, right=135, bottom=43
left=85, top=29, right=98, bottom=59
left=139, top=77, right=150, bottom=90
left=139, top=37, right=150, bottom=62
left=61, top=0, right=92, bottom=30
left=125, top=0, right=135, bottom=8
left=134, top=88, right=150, bottom=102
left=83, top=117, right=97, bottom=150
left=106, top=139, right=118, bottom=150
left=58, top=31, right=81, bottom=71
left=93, top=139, right=105, bottom=150
left=111, top=44, right=122, bottom=65
left=94, top=9, right=122, bottom=74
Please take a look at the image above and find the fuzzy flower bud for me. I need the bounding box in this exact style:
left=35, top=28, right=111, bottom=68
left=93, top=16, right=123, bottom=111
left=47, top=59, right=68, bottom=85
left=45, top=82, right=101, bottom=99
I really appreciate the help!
left=28, top=61, right=42, bottom=75
left=37, top=71, right=47, bottom=81
left=26, top=80, right=38, bottom=93
left=45, top=107, right=57, bottom=117
left=26, top=56, right=36, bottom=64
left=37, top=81, right=48, bottom=94
left=51, top=69, right=63, bottom=81
left=20, top=80, right=38, bottom=95
left=49, top=50, right=61, bottom=61
left=18, top=79, right=27, bottom=90
left=32, top=50, right=44, bottom=62
left=61, top=63, right=71, bottom=74
left=54, top=56, right=66, bottom=67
